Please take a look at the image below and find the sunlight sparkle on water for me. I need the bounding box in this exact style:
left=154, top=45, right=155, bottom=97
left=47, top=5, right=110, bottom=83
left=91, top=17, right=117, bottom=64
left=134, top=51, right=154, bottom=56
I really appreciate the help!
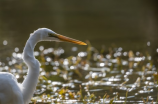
left=136, top=52, right=140, bottom=56
left=63, top=59, right=69, bottom=65
left=78, top=52, right=87, bottom=57
left=99, top=63, right=105, bottom=67
left=46, top=57, right=52, bottom=62
left=39, top=46, right=44, bottom=51
left=47, top=48, right=53, bottom=53
left=156, top=48, right=158, bottom=53
left=8, top=61, right=12, bottom=65
left=106, top=54, right=111, bottom=59
left=17, top=53, right=22, bottom=59
left=72, top=57, right=76, bottom=61
left=16, top=74, right=20, bottom=79
left=117, top=52, right=122, bottom=56
left=3, top=40, right=8, bottom=45
left=70, top=66, right=75, bottom=70
left=147, top=41, right=150, bottom=46
left=118, top=47, right=123, bottom=51
left=12, top=59, right=17, bottom=64
left=122, top=61, right=128, bottom=65
left=71, top=47, right=78, bottom=51
left=14, top=47, right=19, bottom=52
left=12, top=52, right=16, bottom=58
left=4, top=66, right=9, bottom=70
left=123, top=52, right=128, bottom=56
left=34, top=51, right=39, bottom=56
left=43, top=49, right=49, bottom=54
left=134, top=57, right=143, bottom=61
left=0, top=42, right=157, bottom=103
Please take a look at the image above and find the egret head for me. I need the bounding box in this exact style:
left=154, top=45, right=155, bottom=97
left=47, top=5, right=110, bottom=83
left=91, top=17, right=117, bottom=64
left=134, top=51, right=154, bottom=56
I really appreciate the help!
left=32, top=28, right=87, bottom=45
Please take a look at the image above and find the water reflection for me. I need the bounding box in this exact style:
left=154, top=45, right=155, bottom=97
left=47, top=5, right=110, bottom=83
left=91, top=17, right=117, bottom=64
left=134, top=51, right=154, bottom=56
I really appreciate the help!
left=3, top=40, right=8, bottom=45
left=0, top=45, right=157, bottom=103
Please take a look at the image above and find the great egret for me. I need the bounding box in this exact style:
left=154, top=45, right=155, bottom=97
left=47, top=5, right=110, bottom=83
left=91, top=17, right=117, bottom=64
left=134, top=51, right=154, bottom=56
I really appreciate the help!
left=0, top=28, right=86, bottom=104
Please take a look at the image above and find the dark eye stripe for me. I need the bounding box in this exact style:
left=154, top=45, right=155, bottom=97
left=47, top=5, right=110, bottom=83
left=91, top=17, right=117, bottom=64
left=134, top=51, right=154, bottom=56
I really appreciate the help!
left=48, top=33, right=53, bottom=37
left=48, top=33, right=58, bottom=38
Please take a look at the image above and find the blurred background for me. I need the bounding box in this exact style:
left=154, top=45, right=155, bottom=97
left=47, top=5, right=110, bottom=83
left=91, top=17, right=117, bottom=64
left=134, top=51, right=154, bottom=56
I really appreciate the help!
left=0, top=0, right=158, bottom=65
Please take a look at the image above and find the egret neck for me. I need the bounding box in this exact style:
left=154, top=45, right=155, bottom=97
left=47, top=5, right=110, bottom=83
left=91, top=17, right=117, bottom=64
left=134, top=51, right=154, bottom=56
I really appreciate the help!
left=22, top=34, right=40, bottom=103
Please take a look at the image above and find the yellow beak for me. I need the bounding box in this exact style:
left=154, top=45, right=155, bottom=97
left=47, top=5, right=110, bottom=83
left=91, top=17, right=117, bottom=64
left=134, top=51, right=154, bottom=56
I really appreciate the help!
left=57, top=34, right=87, bottom=45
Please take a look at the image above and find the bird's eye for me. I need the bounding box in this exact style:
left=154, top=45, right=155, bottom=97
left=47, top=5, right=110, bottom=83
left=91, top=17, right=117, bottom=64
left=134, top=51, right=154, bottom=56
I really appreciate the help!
left=48, top=33, right=53, bottom=37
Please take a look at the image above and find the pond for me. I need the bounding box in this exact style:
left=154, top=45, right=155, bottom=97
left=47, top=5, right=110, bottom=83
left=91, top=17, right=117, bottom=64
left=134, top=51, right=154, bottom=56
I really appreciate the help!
left=0, top=0, right=158, bottom=104
left=1, top=45, right=158, bottom=103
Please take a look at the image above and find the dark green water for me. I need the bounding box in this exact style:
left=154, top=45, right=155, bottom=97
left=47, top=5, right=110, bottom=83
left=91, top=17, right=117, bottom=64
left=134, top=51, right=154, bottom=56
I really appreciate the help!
left=0, top=0, right=157, bottom=57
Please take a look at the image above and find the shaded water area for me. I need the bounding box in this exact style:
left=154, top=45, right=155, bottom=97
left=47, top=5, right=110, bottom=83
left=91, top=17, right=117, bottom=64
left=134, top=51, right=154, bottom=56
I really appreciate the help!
left=1, top=0, right=158, bottom=53
left=1, top=0, right=158, bottom=103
